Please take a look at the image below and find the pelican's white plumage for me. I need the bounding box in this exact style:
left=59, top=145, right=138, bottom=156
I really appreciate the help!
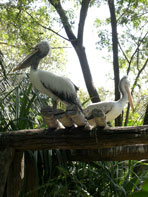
left=84, top=76, right=134, bottom=125
left=13, top=40, right=82, bottom=110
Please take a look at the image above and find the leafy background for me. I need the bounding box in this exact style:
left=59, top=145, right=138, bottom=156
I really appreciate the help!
left=1, top=0, right=148, bottom=196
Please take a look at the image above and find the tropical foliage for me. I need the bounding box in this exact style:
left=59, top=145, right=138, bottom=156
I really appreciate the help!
left=1, top=0, right=148, bottom=196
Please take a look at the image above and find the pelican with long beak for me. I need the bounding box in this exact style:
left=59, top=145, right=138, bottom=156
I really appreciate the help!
left=84, top=76, right=134, bottom=125
left=13, top=40, right=82, bottom=111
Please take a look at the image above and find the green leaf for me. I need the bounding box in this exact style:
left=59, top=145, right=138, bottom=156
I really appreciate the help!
left=142, top=179, right=148, bottom=192
left=131, top=191, right=148, bottom=197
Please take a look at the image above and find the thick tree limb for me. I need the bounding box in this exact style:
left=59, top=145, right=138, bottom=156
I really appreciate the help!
left=49, top=0, right=76, bottom=41
left=77, top=0, right=90, bottom=43
left=49, top=0, right=100, bottom=102
left=108, top=0, right=120, bottom=101
left=108, top=0, right=121, bottom=126
left=1, top=126, right=148, bottom=151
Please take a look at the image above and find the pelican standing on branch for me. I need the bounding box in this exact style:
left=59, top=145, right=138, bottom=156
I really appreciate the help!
left=13, top=40, right=82, bottom=112
left=84, top=76, right=134, bottom=125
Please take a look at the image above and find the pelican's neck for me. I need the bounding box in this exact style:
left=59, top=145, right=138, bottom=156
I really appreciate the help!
left=120, top=84, right=128, bottom=103
left=30, top=58, right=41, bottom=70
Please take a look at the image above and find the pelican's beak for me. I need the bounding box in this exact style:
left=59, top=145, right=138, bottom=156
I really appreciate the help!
left=125, top=85, right=134, bottom=112
left=13, top=48, right=39, bottom=72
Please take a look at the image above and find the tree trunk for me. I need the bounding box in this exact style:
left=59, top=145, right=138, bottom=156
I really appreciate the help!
left=6, top=151, right=24, bottom=197
left=23, top=151, right=38, bottom=197
left=108, top=0, right=121, bottom=126
left=49, top=0, right=100, bottom=103
left=0, top=148, right=14, bottom=197
left=73, top=43, right=100, bottom=102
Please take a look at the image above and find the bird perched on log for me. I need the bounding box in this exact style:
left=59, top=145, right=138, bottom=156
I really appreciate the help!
left=84, top=76, right=134, bottom=125
left=13, top=40, right=82, bottom=112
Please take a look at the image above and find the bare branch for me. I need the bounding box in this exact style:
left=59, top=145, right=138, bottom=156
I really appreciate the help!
left=118, top=41, right=130, bottom=64
left=49, top=0, right=76, bottom=42
left=26, top=11, right=70, bottom=41
left=77, top=0, right=90, bottom=44
left=124, top=58, right=148, bottom=126
left=131, top=58, right=148, bottom=94
left=0, top=41, right=17, bottom=48
left=127, top=31, right=148, bottom=75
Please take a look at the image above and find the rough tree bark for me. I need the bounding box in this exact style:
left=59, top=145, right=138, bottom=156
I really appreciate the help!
left=0, top=148, right=15, bottom=197
left=6, top=151, right=24, bottom=197
left=1, top=126, right=148, bottom=152
left=49, top=0, right=100, bottom=103
left=23, top=151, right=38, bottom=197
left=108, top=0, right=121, bottom=126
left=144, top=104, right=148, bottom=125
left=1, top=126, right=148, bottom=196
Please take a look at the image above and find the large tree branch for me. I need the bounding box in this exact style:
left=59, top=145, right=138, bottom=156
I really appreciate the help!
left=108, top=0, right=121, bottom=126
left=108, top=0, right=120, bottom=101
left=48, top=0, right=100, bottom=103
left=77, top=0, right=90, bottom=44
left=49, top=0, right=76, bottom=42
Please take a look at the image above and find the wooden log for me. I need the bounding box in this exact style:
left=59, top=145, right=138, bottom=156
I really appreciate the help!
left=1, top=126, right=148, bottom=151
left=70, top=145, right=148, bottom=161
left=6, top=151, right=24, bottom=197
left=0, top=148, right=15, bottom=197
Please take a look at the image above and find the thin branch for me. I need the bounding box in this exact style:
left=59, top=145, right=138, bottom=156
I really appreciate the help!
left=0, top=41, right=17, bottom=48
left=26, top=11, right=70, bottom=42
left=118, top=41, right=130, bottom=64
left=51, top=46, right=71, bottom=49
left=131, top=58, right=148, bottom=94
left=0, top=41, right=70, bottom=50
left=124, top=58, right=148, bottom=126
left=117, top=1, right=131, bottom=23
left=127, top=31, right=148, bottom=75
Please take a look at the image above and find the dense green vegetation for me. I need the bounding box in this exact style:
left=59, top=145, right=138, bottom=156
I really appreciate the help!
left=1, top=0, right=148, bottom=196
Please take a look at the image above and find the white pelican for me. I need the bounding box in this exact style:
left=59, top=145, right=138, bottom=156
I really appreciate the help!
left=13, top=40, right=82, bottom=111
left=84, top=76, right=134, bottom=125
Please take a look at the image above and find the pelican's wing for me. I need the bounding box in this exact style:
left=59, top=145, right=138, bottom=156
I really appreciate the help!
left=73, top=83, right=79, bottom=92
left=84, top=101, right=114, bottom=119
left=39, top=70, right=80, bottom=106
